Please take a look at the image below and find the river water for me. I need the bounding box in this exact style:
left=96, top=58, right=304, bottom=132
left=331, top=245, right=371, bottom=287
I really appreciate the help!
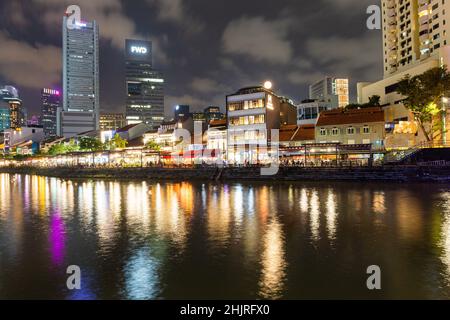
left=0, top=173, right=450, bottom=299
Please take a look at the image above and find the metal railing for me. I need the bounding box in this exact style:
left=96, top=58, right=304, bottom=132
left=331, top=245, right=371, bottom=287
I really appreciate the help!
left=384, top=141, right=450, bottom=164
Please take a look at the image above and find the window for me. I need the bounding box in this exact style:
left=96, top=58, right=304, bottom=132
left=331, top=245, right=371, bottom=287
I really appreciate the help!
left=363, top=139, right=371, bottom=144
left=363, top=126, right=370, bottom=134
left=347, top=140, right=355, bottom=145
left=320, top=128, right=327, bottom=136
left=332, top=128, right=340, bottom=136
left=347, top=127, right=355, bottom=135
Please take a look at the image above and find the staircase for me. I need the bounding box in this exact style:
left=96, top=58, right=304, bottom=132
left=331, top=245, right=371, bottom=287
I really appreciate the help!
left=384, top=141, right=449, bottom=165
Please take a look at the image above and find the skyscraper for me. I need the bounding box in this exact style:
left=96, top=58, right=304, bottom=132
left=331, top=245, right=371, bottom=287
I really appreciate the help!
left=309, top=77, right=349, bottom=108
left=0, top=85, right=23, bottom=130
left=60, top=15, right=100, bottom=138
left=125, top=39, right=165, bottom=128
left=41, top=88, right=61, bottom=138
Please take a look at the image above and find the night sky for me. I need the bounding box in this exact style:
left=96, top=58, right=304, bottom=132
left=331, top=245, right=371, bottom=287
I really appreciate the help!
left=0, top=0, right=382, bottom=118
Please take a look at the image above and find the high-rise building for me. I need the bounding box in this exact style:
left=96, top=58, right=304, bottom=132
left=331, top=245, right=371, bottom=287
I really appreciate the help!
left=41, top=88, right=60, bottom=138
left=125, top=39, right=165, bottom=128
left=99, top=113, right=126, bottom=131
left=0, top=86, right=23, bottom=130
left=60, top=15, right=100, bottom=137
left=309, top=77, right=349, bottom=108
left=0, top=106, right=10, bottom=132
left=359, top=0, right=450, bottom=148
left=382, top=0, right=450, bottom=77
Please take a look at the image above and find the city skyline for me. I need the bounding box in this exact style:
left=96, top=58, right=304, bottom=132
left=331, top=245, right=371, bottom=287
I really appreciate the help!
left=0, top=0, right=381, bottom=117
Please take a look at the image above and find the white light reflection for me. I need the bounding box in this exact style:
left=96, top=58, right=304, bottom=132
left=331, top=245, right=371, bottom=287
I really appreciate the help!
left=310, top=191, right=320, bottom=241
left=326, top=190, right=338, bottom=240
left=440, top=192, right=450, bottom=280
left=259, top=217, right=286, bottom=299
left=124, top=249, right=160, bottom=300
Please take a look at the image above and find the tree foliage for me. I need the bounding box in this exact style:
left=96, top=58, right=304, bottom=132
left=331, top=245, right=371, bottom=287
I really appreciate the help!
left=345, top=95, right=380, bottom=110
left=396, top=66, right=450, bottom=141
left=79, top=137, right=103, bottom=152
left=145, top=140, right=161, bottom=152
left=107, top=134, right=128, bottom=150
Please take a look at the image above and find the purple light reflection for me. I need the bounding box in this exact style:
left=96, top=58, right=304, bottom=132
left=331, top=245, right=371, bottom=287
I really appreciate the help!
left=49, top=213, right=66, bottom=267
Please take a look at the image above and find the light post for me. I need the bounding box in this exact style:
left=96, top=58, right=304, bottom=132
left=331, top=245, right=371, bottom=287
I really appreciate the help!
left=442, top=97, right=448, bottom=145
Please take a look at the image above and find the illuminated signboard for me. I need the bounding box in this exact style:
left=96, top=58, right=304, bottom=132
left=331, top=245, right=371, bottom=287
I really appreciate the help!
left=131, top=46, right=148, bottom=54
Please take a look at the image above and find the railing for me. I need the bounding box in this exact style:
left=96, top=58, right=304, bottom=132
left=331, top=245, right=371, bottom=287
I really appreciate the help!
left=384, top=141, right=450, bottom=164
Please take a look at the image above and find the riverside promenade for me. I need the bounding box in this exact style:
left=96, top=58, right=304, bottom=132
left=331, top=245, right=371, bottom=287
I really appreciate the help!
left=1, top=165, right=450, bottom=183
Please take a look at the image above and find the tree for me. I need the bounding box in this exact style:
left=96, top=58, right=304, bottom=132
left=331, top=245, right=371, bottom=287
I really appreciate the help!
left=368, top=95, right=381, bottom=106
left=48, top=143, right=68, bottom=156
left=109, top=134, right=128, bottom=150
left=66, top=139, right=80, bottom=152
left=396, top=66, right=450, bottom=142
left=145, top=140, right=161, bottom=152
left=79, top=137, right=104, bottom=151
left=345, top=96, right=380, bottom=110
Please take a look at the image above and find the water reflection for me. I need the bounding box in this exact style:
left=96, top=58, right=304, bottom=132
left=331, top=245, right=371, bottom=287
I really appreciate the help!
left=310, top=191, right=320, bottom=241
left=326, top=190, right=338, bottom=240
left=440, top=192, right=450, bottom=281
left=259, top=217, right=286, bottom=299
left=124, top=248, right=160, bottom=300
left=1, top=174, right=450, bottom=299
left=49, top=212, right=66, bottom=267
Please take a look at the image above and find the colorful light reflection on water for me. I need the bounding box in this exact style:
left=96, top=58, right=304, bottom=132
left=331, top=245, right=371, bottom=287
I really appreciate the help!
left=1, top=173, right=450, bottom=299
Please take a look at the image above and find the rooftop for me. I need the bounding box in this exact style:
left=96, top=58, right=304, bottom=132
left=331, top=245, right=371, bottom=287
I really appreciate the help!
left=316, top=107, right=384, bottom=127
left=116, top=123, right=141, bottom=132
left=280, top=124, right=315, bottom=142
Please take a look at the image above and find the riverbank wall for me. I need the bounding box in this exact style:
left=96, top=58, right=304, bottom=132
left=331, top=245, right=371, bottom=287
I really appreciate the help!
left=1, top=165, right=450, bottom=183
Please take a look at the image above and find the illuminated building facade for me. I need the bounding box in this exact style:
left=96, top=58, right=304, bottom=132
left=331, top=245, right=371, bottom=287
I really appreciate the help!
left=125, top=39, right=164, bottom=128
left=309, top=77, right=349, bottom=108
left=0, top=106, right=9, bottom=132
left=41, top=88, right=60, bottom=138
left=99, top=113, right=126, bottom=131
left=60, top=15, right=100, bottom=138
left=226, top=86, right=297, bottom=164
left=0, top=86, right=23, bottom=130
left=359, top=0, right=450, bottom=148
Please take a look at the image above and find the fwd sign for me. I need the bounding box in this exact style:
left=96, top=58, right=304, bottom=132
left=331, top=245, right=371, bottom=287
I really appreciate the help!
left=131, top=46, right=148, bottom=54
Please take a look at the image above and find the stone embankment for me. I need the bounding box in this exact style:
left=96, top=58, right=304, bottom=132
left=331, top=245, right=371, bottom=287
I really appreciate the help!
left=1, top=165, right=450, bottom=183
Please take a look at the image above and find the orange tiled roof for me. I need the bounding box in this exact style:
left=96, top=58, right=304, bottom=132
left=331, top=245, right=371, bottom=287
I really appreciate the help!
left=316, top=107, right=384, bottom=127
left=279, top=124, right=315, bottom=142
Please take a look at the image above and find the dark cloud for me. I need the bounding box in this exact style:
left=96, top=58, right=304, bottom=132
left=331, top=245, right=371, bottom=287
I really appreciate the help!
left=0, top=0, right=382, bottom=117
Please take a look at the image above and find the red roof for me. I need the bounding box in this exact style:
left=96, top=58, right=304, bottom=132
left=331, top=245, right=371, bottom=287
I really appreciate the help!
left=316, top=107, right=384, bottom=127
left=279, top=124, right=315, bottom=142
